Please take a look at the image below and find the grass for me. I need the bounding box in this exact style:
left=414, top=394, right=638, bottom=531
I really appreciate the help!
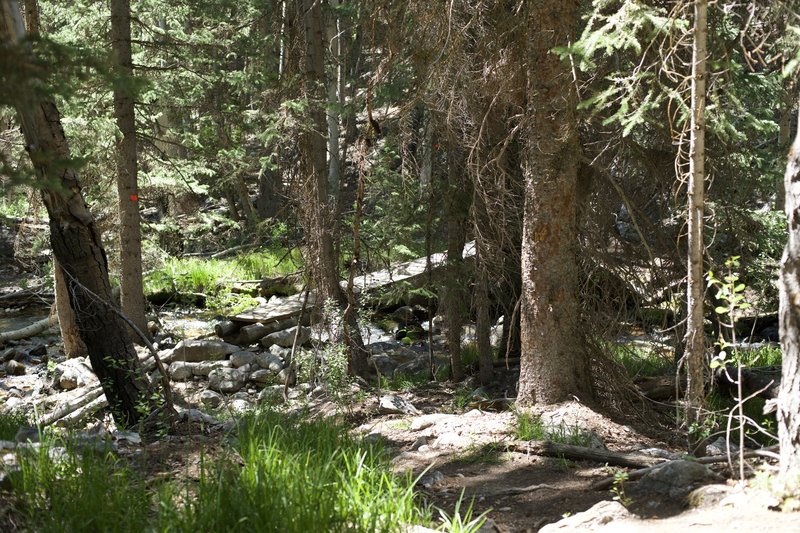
left=380, top=372, right=430, bottom=392
left=0, top=411, right=28, bottom=440
left=515, top=411, right=593, bottom=447
left=611, top=343, right=674, bottom=378
left=144, top=248, right=301, bottom=312
left=8, top=409, right=486, bottom=532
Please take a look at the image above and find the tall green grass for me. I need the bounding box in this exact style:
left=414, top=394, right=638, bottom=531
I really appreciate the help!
left=145, top=249, right=301, bottom=296
left=9, top=410, right=486, bottom=532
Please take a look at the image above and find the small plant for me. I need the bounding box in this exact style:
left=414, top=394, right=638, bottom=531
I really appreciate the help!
left=516, top=410, right=546, bottom=441
left=452, top=383, right=474, bottom=411
left=0, top=411, right=29, bottom=440
left=515, top=411, right=592, bottom=446
left=435, top=489, right=490, bottom=533
left=611, top=471, right=633, bottom=507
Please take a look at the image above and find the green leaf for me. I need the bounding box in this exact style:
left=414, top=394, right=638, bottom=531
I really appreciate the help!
left=715, top=306, right=730, bottom=314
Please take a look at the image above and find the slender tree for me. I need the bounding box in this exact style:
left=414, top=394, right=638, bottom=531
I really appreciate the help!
left=780, top=104, right=800, bottom=483
left=111, top=0, right=148, bottom=340
left=517, top=0, right=593, bottom=405
left=684, top=0, right=708, bottom=437
left=0, top=0, right=164, bottom=429
left=300, top=0, right=368, bottom=377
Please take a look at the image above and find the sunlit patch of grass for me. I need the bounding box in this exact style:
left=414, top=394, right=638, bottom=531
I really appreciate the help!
left=10, top=410, right=491, bottom=532
left=736, top=344, right=782, bottom=367
left=144, top=248, right=301, bottom=311
left=176, top=409, right=430, bottom=532
left=515, top=410, right=593, bottom=446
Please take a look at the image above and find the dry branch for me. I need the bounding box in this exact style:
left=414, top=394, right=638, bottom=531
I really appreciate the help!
left=507, top=440, right=661, bottom=469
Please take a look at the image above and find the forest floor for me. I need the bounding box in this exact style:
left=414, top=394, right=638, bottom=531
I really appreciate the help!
left=2, top=227, right=800, bottom=531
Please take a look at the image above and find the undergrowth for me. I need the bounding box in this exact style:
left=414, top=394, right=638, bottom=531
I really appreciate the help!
left=143, top=249, right=301, bottom=311
left=8, top=410, right=485, bottom=532
left=515, top=411, right=593, bottom=447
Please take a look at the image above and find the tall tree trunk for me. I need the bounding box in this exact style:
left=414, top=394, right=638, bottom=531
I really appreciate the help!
left=441, top=139, right=470, bottom=382
left=684, top=0, right=708, bottom=436
left=301, top=0, right=367, bottom=378
left=0, top=0, right=163, bottom=429
left=779, top=105, right=800, bottom=482
left=111, top=0, right=148, bottom=340
left=517, top=1, right=592, bottom=406
left=326, top=0, right=341, bottom=204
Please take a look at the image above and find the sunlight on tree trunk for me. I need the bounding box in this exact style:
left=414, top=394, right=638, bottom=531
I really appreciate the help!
left=779, top=104, right=800, bottom=485
left=684, top=0, right=708, bottom=444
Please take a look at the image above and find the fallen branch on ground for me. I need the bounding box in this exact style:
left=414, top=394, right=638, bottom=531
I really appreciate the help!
left=591, top=445, right=780, bottom=490
left=507, top=440, right=661, bottom=469
left=0, top=316, right=57, bottom=345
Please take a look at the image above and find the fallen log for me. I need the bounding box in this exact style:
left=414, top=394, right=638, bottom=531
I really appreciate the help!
left=507, top=440, right=661, bottom=469
left=39, top=386, right=104, bottom=426
left=0, top=316, right=57, bottom=345
left=55, top=394, right=108, bottom=427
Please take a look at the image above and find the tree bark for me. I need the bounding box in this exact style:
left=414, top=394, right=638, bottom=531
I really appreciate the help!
left=53, top=257, right=87, bottom=357
left=779, top=104, right=800, bottom=481
left=517, top=1, right=592, bottom=406
left=441, top=138, right=470, bottom=382
left=111, top=0, right=149, bottom=340
left=684, top=0, right=708, bottom=436
left=326, top=0, right=341, bottom=204
left=0, top=0, right=162, bottom=429
left=301, top=0, right=367, bottom=378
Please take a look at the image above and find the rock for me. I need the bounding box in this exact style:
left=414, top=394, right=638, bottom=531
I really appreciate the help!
left=432, top=432, right=473, bottom=449
left=705, top=436, right=738, bottom=457
left=255, top=352, right=285, bottom=371
left=193, top=360, right=231, bottom=377
left=411, top=413, right=452, bottom=431
left=14, top=426, right=39, bottom=443
left=392, top=305, right=418, bottom=324
left=171, top=339, right=239, bottom=363
left=637, top=460, right=722, bottom=498
left=230, top=399, right=251, bottom=413
left=539, top=500, right=632, bottom=532
left=5, top=359, right=25, bottom=376
left=416, top=470, right=444, bottom=489
left=54, top=358, right=96, bottom=389
left=379, top=394, right=421, bottom=415
left=179, top=408, right=221, bottom=426
left=230, top=350, right=256, bottom=368
left=258, top=385, right=285, bottom=404
left=169, top=361, right=197, bottom=381
left=394, top=356, right=428, bottom=376
left=369, top=354, right=398, bottom=377
left=260, top=326, right=311, bottom=348
left=208, top=368, right=247, bottom=393
left=269, top=344, right=291, bottom=358
left=249, top=369, right=274, bottom=384
left=200, top=389, right=223, bottom=408
left=277, top=367, right=296, bottom=386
